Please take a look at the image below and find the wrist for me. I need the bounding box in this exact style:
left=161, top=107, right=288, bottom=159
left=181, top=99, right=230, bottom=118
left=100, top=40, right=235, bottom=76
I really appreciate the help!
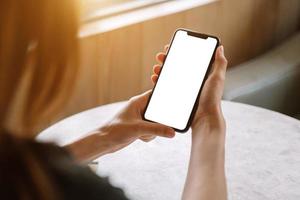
left=88, top=125, right=123, bottom=156
left=191, top=121, right=225, bottom=148
left=192, top=114, right=225, bottom=132
left=190, top=117, right=226, bottom=165
left=65, top=129, right=114, bottom=163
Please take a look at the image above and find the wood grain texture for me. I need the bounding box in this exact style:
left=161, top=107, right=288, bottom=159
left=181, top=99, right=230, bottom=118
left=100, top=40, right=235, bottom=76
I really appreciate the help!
left=61, top=0, right=300, bottom=120
left=141, top=12, right=185, bottom=91
left=275, top=0, right=300, bottom=43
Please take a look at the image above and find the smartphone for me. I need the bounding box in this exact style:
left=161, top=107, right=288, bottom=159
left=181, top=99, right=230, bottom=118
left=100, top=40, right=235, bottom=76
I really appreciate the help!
left=143, top=29, right=219, bottom=132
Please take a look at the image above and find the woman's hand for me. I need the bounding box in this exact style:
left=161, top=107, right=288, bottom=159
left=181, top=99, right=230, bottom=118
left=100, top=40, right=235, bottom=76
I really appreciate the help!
left=99, top=91, right=175, bottom=153
left=66, top=90, right=175, bottom=162
left=152, top=44, right=228, bottom=200
left=152, top=45, right=227, bottom=139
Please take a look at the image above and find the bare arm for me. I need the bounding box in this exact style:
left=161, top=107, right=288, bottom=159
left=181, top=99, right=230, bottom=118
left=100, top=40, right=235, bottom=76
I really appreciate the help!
left=65, top=91, right=175, bottom=163
left=182, top=120, right=227, bottom=200
left=183, top=46, right=228, bottom=200
left=153, top=45, right=228, bottom=200
left=63, top=46, right=180, bottom=163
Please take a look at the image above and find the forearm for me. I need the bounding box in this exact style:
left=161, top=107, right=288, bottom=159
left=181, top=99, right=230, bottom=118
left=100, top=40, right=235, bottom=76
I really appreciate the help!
left=65, top=130, right=112, bottom=163
left=182, top=123, right=227, bottom=200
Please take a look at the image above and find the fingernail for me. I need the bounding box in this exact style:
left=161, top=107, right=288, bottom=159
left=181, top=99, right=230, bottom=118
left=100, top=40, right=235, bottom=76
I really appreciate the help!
left=219, top=45, right=224, bottom=54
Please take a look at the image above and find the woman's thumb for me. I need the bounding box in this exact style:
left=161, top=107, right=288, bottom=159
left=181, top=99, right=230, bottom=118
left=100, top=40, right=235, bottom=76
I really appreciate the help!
left=136, top=121, right=175, bottom=138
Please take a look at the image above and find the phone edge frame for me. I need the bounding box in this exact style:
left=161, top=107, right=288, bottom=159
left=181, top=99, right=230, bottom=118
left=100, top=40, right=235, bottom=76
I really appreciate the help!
left=142, top=28, right=220, bottom=133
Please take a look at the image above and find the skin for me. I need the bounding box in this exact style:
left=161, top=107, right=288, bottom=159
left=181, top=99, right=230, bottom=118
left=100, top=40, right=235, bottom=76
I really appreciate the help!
left=153, top=45, right=228, bottom=200
left=66, top=45, right=228, bottom=200
left=66, top=92, right=175, bottom=161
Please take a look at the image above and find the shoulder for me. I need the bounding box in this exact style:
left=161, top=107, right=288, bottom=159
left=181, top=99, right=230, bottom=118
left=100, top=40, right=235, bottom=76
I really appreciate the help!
left=35, top=143, right=129, bottom=200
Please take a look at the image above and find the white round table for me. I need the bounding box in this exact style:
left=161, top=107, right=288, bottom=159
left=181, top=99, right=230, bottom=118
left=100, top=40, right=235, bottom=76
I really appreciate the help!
left=37, top=101, right=300, bottom=200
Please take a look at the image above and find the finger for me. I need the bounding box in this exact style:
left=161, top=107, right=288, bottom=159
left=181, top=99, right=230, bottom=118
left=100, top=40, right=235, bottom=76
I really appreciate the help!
left=152, top=64, right=161, bottom=75
left=211, top=45, right=227, bottom=78
left=155, top=52, right=166, bottom=64
left=136, top=121, right=175, bottom=138
left=164, top=44, right=169, bottom=52
left=209, top=46, right=228, bottom=97
left=154, top=44, right=169, bottom=65
left=200, top=46, right=228, bottom=105
left=151, top=74, right=158, bottom=84
left=129, top=90, right=152, bottom=106
left=139, top=135, right=156, bottom=142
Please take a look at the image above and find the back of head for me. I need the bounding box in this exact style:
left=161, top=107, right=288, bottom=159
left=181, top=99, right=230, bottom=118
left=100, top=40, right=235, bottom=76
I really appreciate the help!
left=0, top=1, right=80, bottom=198
left=0, top=0, right=80, bottom=137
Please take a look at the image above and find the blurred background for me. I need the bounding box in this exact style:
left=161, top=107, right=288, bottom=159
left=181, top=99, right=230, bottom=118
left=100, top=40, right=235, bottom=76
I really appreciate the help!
left=63, top=0, right=300, bottom=121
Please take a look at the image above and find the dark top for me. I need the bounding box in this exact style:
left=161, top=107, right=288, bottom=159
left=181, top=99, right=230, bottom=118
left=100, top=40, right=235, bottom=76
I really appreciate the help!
left=36, top=144, right=129, bottom=200
left=0, top=130, right=129, bottom=200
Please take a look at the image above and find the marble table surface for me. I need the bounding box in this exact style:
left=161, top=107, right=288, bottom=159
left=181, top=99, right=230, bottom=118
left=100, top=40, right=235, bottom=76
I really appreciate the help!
left=37, top=101, right=300, bottom=200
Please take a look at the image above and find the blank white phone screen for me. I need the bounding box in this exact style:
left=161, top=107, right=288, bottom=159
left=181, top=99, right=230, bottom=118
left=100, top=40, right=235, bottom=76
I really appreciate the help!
left=144, top=30, right=217, bottom=131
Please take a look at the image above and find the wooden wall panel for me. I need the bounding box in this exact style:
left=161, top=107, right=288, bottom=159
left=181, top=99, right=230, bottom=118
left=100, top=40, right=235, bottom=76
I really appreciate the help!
left=62, top=0, right=300, bottom=119
left=185, top=0, right=256, bottom=66
left=66, top=24, right=143, bottom=117
left=184, top=2, right=222, bottom=35
left=104, top=24, right=142, bottom=102
left=275, top=0, right=300, bottom=43
left=65, top=36, right=100, bottom=116
left=249, top=0, right=279, bottom=57
left=141, top=13, right=185, bottom=91
left=95, top=32, right=111, bottom=104
left=220, top=0, right=260, bottom=64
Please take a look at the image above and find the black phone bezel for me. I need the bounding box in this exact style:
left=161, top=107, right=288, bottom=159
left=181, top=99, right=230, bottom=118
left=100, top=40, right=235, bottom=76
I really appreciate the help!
left=143, top=28, right=220, bottom=133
